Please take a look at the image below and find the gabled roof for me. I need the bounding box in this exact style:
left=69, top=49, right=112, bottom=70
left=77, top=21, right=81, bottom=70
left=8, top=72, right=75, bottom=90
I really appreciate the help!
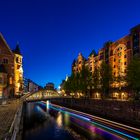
left=0, top=64, right=7, bottom=73
left=89, top=49, right=97, bottom=57
left=0, top=33, right=14, bottom=56
left=72, top=59, right=76, bottom=66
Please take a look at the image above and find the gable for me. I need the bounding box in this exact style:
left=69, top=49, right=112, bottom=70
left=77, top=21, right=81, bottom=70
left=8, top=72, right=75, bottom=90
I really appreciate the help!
left=0, top=33, right=13, bottom=56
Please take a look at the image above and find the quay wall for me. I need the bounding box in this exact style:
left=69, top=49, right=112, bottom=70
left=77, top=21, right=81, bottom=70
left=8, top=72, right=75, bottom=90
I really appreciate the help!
left=50, top=98, right=140, bottom=128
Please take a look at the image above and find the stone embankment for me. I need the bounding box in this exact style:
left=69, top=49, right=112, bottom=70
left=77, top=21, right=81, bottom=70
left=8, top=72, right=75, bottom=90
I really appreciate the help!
left=51, top=98, right=140, bottom=128
left=0, top=99, right=22, bottom=140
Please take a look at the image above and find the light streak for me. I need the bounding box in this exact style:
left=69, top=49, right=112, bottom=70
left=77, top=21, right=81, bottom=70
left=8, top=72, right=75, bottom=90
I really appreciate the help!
left=40, top=102, right=139, bottom=140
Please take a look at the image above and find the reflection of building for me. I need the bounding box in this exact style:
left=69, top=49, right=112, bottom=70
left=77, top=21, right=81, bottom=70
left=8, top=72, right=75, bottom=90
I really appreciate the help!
left=45, top=82, right=54, bottom=90
left=72, top=25, right=140, bottom=100
left=0, top=33, right=23, bottom=98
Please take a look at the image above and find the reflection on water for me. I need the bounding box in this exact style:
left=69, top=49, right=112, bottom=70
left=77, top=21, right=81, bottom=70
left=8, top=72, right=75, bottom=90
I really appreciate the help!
left=23, top=101, right=123, bottom=140
left=56, top=112, right=63, bottom=127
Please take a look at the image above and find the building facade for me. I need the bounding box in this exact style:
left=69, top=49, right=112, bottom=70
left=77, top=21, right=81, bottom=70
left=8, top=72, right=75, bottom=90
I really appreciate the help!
left=28, top=79, right=39, bottom=93
left=72, top=25, right=140, bottom=100
left=45, top=82, right=55, bottom=90
left=0, top=33, right=23, bottom=98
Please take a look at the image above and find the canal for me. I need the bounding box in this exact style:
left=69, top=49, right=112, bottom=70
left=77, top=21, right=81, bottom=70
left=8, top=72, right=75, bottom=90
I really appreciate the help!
left=22, top=101, right=139, bottom=140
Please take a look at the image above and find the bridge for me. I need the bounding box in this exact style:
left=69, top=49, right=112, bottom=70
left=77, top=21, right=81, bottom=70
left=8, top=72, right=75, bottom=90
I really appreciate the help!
left=21, top=89, right=62, bottom=102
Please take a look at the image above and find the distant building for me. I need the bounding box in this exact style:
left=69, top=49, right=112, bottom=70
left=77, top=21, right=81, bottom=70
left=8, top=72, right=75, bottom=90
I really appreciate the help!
left=28, top=79, right=40, bottom=93
left=45, top=82, right=55, bottom=90
left=72, top=24, right=140, bottom=100
left=0, top=33, right=23, bottom=98
left=23, top=77, right=29, bottom=93
left=23, top=78, right=42, bottom=93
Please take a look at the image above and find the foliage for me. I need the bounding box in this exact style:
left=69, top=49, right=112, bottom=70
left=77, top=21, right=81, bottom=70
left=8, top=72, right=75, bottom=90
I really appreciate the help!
left=126, top=55, right=140, bottom=98
left=92, top=67, right=100, bottom=91
left=63, top=65, right=91, bottom=97
left=64, top=61, right=113, bottom=99
left=99, top=61, right=112, bottom=98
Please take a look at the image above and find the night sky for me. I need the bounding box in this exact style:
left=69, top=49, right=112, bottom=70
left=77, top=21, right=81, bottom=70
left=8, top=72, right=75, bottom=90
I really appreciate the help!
left=0, top=0, right=140, bottom=88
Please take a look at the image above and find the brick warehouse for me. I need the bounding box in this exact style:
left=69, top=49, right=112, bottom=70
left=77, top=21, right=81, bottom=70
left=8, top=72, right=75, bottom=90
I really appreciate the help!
left=0, top=33, right=23, bottom=98
left=72, top=24, right=140, bottom=100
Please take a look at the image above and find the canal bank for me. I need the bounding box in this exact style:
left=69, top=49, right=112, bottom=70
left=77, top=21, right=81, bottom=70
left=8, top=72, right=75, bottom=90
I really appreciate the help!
left=50, top=98, right=140, bottom=129
left=22, top=101, right=140, bottom=140
left=0, top=99, right=23, bottom=140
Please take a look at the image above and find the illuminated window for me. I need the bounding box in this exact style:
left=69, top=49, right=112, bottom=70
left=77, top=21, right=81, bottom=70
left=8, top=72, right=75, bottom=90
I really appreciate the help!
left=9, top=77, right=12, bottom=84
left=118, top=52, right=122, bottom=56
left=118, top=59, right=121, bottom=63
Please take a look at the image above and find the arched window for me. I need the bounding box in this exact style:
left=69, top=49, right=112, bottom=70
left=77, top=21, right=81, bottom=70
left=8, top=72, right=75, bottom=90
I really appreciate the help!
left=16, top=57, right=19, bottom=63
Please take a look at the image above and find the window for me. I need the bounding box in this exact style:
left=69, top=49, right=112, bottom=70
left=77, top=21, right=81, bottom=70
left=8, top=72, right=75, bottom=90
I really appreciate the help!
left=0, top=77, right=2, bottom=84
left=16, top=57, right=19, bottom=63
left=114, top=72, right=116, bottom=76
left=124, top=54, right=127, bottom=58
left=124, top=62, right=127, bottom=65
left=114, top=58, right=116, bottom=62
left=90, top=67, right=92, bottom=71
left=118, top=52, right=122, bottom=56
left=3, top=58, right=8, bottom=64
left=118, top=59, right=121, bottom=63
left=114, top=65, right=116, bottom=68
left=124, top=69, right=126, bottom=73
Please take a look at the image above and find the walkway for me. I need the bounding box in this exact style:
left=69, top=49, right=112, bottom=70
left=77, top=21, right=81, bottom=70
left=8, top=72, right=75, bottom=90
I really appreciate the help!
left=0, top=99, right=21, bottom=139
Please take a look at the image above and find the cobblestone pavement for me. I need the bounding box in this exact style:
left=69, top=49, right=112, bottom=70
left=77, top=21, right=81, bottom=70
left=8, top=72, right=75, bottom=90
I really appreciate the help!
left=0, top=99, right=20, bottom=140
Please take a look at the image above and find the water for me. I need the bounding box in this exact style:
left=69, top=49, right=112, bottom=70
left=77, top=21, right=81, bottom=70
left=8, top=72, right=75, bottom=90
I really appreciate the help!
left=23, top=101, right=125, bottom=140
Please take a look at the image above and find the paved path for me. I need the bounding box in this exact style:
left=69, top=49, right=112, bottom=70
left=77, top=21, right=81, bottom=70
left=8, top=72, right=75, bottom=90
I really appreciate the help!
left=0, top=99, right=20, bottom=140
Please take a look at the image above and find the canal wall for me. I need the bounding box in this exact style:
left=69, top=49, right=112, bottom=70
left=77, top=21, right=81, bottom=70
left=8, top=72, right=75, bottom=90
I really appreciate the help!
left=50, top=98, right=140, bottom=128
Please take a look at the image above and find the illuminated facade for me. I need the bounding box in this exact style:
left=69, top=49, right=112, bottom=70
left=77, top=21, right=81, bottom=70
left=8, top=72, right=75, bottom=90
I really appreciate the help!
left=0, top=33, right=23, bottom=98
left=72, top=24, right=140, bottom=100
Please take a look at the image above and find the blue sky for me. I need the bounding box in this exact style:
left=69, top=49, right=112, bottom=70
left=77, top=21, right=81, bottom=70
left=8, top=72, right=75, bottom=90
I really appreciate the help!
left=0, top=0, right=140, bottom=88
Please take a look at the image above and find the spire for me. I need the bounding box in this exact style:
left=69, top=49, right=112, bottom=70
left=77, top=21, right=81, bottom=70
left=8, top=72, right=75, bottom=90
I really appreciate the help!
left=72, top=59, right=76, bottom=66
left=13, top=43, right=21, bottom=55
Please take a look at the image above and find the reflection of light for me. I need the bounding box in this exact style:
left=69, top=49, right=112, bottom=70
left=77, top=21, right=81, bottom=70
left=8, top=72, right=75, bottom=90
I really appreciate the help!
left=64, top=112, right=70, bottom=126
left=50, top=105, right=90, bottom=121
left=46, top=100, right=49, bottom=110
left=89, top=125, right=95, bottom=133
left=56, top=112, right=62, bottom=127
left=91, top=121, right=137, bottom=140
left=41, top=102, right=139, bottom=140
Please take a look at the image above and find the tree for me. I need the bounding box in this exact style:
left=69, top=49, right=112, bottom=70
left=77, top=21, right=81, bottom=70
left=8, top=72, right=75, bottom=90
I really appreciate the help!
left=92, top=67, right=100, bottom=92
left=79, top=65, right=91, bottom=97
left=99, top=61, right=112, bottom=99
left=127, top=55, right=140, bottom=99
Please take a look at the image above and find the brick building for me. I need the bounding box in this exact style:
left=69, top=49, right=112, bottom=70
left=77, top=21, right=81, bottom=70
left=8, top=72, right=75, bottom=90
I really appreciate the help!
left=0, top=33, right=23, bottom=98
left=72, top=24, right=140, bottom=100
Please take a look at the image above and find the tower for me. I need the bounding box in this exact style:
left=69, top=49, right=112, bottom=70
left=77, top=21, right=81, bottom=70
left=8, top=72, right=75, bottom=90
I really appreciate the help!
left=13, top=44, right=23, bottom=95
